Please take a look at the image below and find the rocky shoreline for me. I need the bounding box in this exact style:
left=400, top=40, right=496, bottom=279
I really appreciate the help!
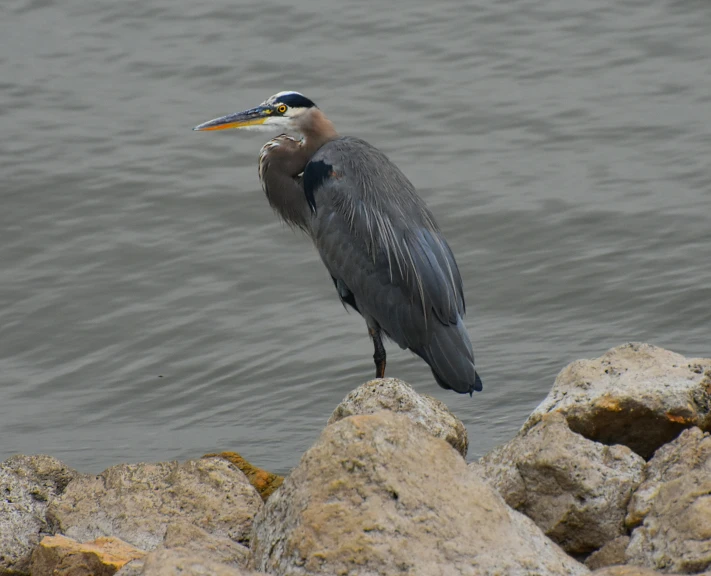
left=2, top=342, right=711, bottom=576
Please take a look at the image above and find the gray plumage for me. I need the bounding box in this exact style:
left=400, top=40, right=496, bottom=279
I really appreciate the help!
left=194, top=92, right=483, bottom=395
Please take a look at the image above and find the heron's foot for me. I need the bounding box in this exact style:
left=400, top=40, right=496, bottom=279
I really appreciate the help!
left=369, top=326, right=387, bottom=379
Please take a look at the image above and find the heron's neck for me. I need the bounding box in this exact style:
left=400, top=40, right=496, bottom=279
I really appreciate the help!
left=298, top=109, right=339, bottom=156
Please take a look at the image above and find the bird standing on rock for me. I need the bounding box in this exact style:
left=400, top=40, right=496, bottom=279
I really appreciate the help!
left=194, top=91, right=483, bottom=395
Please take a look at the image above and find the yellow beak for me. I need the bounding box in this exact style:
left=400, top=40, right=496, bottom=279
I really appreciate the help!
left=193, top=105, right=271, bottom=131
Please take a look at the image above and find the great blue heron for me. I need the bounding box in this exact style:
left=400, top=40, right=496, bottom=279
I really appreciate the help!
left=194, top=91, right=483, bottom=395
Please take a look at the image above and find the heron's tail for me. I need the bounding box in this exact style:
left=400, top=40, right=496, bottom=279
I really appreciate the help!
left=414, top=317, right=483, bottom=396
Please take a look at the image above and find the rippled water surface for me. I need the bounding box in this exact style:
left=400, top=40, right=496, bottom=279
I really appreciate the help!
left=1, top=0, right=710, bottom=473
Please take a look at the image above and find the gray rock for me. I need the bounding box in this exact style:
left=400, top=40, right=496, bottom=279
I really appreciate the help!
left=114, top=518, right=252, bottom=575
left=590, top=568, right=711, bottom=576
left=590, top=568, right=672, bottom=576
left=47, top=458, right=262, bottom=552
left=625, top=427, right=711, bottom=573
left=162, top=522, right=250, bottom=567
left=479, top=412, right=644, bottom=555
left=127, top=548, right=267, bottom=576
left=251, top=411, right=589, bottom=576
left=585, top=536, right=631, bottom=570
left=327, top=377, right=469, bottom=457
left=115, top=559, right=144, bottom=576
left=0, top=454, right=79, bottom=575
left=626, top=427, right=711, bottom=528
left=523, top=343, right=711, bottom=458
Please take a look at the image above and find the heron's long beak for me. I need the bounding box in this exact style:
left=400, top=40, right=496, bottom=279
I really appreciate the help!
left=192, top=105, right=271, bottom=131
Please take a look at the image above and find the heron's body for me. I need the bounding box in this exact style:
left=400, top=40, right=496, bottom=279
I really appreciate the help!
left=194, top=91, right=483, bottom=395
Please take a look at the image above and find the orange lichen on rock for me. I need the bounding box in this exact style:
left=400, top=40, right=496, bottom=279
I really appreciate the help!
left=666, top=412, right=692, bottom=424
left=30, top=534, right=146, bottom=576
left=202, top=451, right=284, bottom=501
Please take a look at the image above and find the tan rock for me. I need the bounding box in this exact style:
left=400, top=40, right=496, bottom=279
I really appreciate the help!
left=115, top=521, right=251, bottom=575
left=251, top=411, right=588, bottom=576
left=202, top=452, right=283, bottom=501
left=126, top=548, right=268, bottom=576
left=0, top=454, right=79, bottom=575
left=590, top=568, right=668, bottom=575
left=29, top=534, right=146, bottom=576
left=47, top=458, right=262, bottom=551
left=626, top=427, right=711, bottom=573
left=327, top=377, right=469, bottom=457
left=585, top=536, right=630, bottom=570
left=523, top=343, right=711, bottom=458
left=479, top=412, right=644, bottom=555
left=162, top=522, right=250, bottom=567
left=590, top=568, right=711, bottom=576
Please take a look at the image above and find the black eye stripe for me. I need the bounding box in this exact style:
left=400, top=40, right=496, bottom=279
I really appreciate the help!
left=275, top=93, right=317, bottom=109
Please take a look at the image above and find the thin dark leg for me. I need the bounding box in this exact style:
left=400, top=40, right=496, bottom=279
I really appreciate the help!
left=368, top=326, right=386, bottom=378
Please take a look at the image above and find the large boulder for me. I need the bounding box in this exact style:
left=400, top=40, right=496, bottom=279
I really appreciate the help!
left=625, top=427, right=711, bottom=573
left=523, top=343, right=711, bottom=458
left=47, top=458, right=262, bottom=551
left=29, top=534, right=145, bottom=576
left=251, top=411, right=588, bottom=576
left=479, top=412, right=644, bottom=555
left=0, top=454, right=79, bottom=575
left=328, top=378, right=469, bottom=457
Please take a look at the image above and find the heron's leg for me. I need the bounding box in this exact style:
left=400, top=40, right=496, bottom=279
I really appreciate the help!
left=368, top=326, right=386, bottom=378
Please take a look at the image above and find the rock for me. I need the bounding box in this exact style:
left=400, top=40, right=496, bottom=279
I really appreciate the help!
left=523, top=343, right=711, bottom=458
left=590, top=568, right=669, bottom=575
left=479, top=412, right=644, bottom=555
left=327, top=377, right=469, bottom=457
left=625, top=427, right=711, bottom=573
left=114, top=559, right=144, bottom=576
left=29, top=534, right=146, bottom=576
left=590, top=568, right=711, bottom=576
left=202, top=452, right=283, bottom=501
left=585, top=536, right=630, bottom=570
left=133, top=548, right=267, bottom=576
left=162, top=522, right=250, bottom=567
left=626, top=427, right=711, bottom=528
left=0, top=454, right=79, bottom=575
left=251, top=411, right=588, bottom=576
left=47, top=458, right=262, bottom=551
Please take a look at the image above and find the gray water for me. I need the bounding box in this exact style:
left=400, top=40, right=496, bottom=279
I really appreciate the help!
left=1, top=0, right=710, bottom=474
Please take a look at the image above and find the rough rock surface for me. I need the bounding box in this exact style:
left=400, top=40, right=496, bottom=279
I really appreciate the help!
left=29, top=534, right=146, bottom=576
left=327, top=377, right=469, bottom=457
left=202, top=452, right=283, bottom=501
left=0, top=454, right=79, bottom=575
left=523, top=343, right=711, bottom=458
left=47, top=458, right=262, bottom=551
left=162, top=522, right=250, bottom=567
left=251, top=411, right=588, bottom=576
left=625, top=427, right=711, bottom=573
left=590, top=568, right=674, bottom=575
left=591, top=569, right=711, bottom=576
left=123, top=549, right=267, bottom=576
left=585, top=536, right=630, bottom=570
left=480, top=412, right=644, bottom=555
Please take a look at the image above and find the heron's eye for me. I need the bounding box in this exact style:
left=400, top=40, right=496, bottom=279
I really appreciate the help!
left=276, top=104, right=287, bottom=114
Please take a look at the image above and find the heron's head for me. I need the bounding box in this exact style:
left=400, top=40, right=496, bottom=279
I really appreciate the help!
left=193, top=91, right=318, bottom=134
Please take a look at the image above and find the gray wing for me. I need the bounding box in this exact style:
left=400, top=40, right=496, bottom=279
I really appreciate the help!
left=304, top=137, right=465, bottom=351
